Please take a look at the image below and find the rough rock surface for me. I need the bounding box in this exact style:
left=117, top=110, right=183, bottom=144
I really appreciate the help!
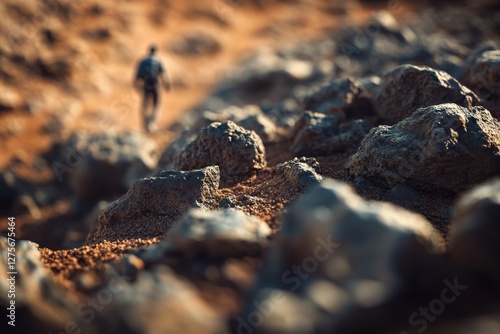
left=50, top=132, right=158, bottom=204
left=240, top=179, right=444, bottom=333
left=176, top=121, right=266, bottom=185
left=347, top=103, right=500, bottom=193
left=449, top=178, right=500, bottom=284
left=292, top=111, right=371, bottom=155
left=462, top=49, right=500, bottom=118
left=374, top=64, right=480, bottom=124
left=168, top=208, right=271, bottom=258
left=89, top=166, right=220, bottom=243
left=193, top=105, right=279, bottom=143
left=303, top=78, right=365, bottom=114
left=276, top=157, right=323, bottom=189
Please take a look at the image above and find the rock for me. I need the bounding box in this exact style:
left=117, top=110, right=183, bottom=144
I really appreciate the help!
left=11, top=195, right=42, bottom=219
left=0, top=87, right=21, bottom=112
left=374, top=64, right=480, bottom=124
left=449, top=178, right=500, bottom=285
left=169, top=31, right=221, bottom=56
left=176, top=121, right=266, bottom=185
left=157, top=130, right=197, bottom=170
left=276, top=157, right=322, bottom=189
left=89, top=166, right=220, bottom=243
left=0, top=237, right=85, bottom=332
left=239, top=179, right=444, bottom=333
left=302, top=78, right=364, bottom=114
left=346, top=103, right=500, bottom=193
left=193, top=105, right=280, bottom=143
left=292, top=111, right=371, bottom=156
left=50, top=132, right=158, bottom=205
left=168, top=208, right=271, bottom=258
left=97, top=266, right=226, bottom=333
left=461, top=49, right=500, bottom=118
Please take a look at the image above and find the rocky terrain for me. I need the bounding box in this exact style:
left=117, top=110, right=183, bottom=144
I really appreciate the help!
left=1, top=0, right=500, bottom=333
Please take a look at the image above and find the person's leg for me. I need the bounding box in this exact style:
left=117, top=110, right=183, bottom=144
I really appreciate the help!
left=142, top=89, right=152, bottom=131
left=149, top=87, right=160, bottom=131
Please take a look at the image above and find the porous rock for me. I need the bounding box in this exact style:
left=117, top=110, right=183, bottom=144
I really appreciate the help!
left=89, top=166, right=220, bottom=243
left=239, top=179, right=444, bottom=333
left=449, top=178, right=500, bottom=285
left=276, top=157, right=322, bottom=189
left=168, top=208, right=271, bottom=258
left=346, top=103, right=500, bottom=193
left=461, top=49, right=500, bottom=118
left=374, top=64, right=479, bottom=124
left=292, top=111, right=371, bottom=156
left=303, top=78, right=364, bottom=114
left=176, top=121, right=266, bottom=185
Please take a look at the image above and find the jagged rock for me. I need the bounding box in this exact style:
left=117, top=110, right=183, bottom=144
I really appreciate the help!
left=50, top=132, right=158, bottom=205
left=89, top=166, right=220, bottom=243
left=374, top=64, right=480, bottom=124
left=292, top=111, right=371, bottom=156
left=303, top=78, right=364, bottom=114
left=176, top=121, right=266, bottom=185
left=276, top=157, right=322, bottom=189
left=0, top=237, right=86, bottom=332
left=239, top=179, right=444, bottom=334
left=168, top=208, right=271, bottom=258
left=346, top=103, right=500, bottom=193
left=462, top=49, right=500, bottom=118
left=449, top=178, right=500, bottom=285
left=193, top=105, right=280, bottom=143
left=158, top=130, right=197, bottom=170
left=97, top=267, right=226, bottom=333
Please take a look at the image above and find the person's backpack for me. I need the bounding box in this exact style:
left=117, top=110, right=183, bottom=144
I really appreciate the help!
left=136, top=56, right=162, bottom=83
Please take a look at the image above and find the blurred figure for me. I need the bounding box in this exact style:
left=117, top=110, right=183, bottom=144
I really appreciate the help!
left=134, top=45, right=171, bottom=133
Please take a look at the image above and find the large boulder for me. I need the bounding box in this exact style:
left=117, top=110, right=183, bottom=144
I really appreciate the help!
left=448, top=178, right=500, bottom=286
left=292, top=111, right=371, bottom=155
left=374, top=65, right=480, bottom=124
left=238, top=179, right=444, bottom=334
left=50, top=132, right=158, bottom=205
left=89, top=166, right=220, bottom=243
left=168, top=208, right=271, bottom=258
left=461, top=49, right=500, bottom=118
left=346, top=104, right=500, bottom=193
left=176, top=121, right=266, bottom=185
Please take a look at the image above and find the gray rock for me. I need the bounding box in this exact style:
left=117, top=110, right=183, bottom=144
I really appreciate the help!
left=276, top=157, right=322, bottom=189
left=462, top=49, right=500, bottom=118
left=97, top=266, right=226, bottom=333
left=176, top=121, right=266, bottom=185
left=303, top=78, right=364, bottom=114
left=374, top=64, right=480, bottom=124
left=89, top=166, right=220, bottom=243
left=168, top=208, right=271, bottom=258
left=390, top=183, right=421, bottom=205
left=292, top=111, right=371, bottom=156
left=240, top=179, right=444, bottom=333
left=193, top=105, right=279, bottom=143
left=346, top=103, right=500, bottom=193
left=449, top=178, right=500, bottom=285
left=51, top=132, right=158, bottom=205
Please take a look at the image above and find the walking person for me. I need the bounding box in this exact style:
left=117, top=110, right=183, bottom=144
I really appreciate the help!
left=134, top=45, right=171, bottom=133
